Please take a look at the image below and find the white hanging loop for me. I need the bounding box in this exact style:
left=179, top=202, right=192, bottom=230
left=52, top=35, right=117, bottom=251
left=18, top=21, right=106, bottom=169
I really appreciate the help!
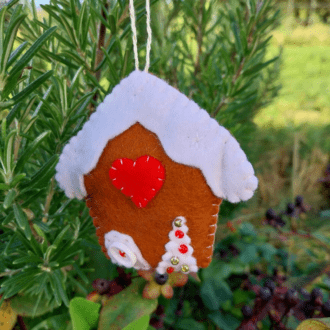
left=145, top=0, right=152, bottom=72
left=129, top=0, right=152, bottom=72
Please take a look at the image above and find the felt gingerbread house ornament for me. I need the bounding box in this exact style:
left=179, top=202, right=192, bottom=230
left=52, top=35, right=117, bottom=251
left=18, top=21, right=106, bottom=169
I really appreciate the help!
left=55, top=1, right=258, bottom=277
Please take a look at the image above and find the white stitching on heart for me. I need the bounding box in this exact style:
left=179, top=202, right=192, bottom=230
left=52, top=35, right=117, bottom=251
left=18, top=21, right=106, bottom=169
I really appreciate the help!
left=109, top=156, right=165, bottom=208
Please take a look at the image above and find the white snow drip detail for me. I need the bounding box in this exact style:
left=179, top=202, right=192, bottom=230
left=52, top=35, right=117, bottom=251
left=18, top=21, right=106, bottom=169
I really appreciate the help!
left=104, top=230, right=150, bottom=270
left=156, top=216, right=198, bottom=275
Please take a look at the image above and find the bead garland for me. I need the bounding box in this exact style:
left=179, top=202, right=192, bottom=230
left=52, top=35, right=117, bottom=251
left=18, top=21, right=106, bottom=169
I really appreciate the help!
left=156, top=216, right=198, bottom=275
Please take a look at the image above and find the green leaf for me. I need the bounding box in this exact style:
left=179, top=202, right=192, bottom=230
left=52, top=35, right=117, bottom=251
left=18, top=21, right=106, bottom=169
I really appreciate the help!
left=5, top=102, right=21, bottom=126
left=122, top=315, right=150, bottom=330
left=98, top=278, right=157, bottom=330
left=320, top=210, right=330, bottom=218
left=10, top=173, right=26, bottom=188
left=208, top=310, right=240, bottom=330
left=200, top=259, right=232, bottom=283
left=19, top=154, right=58, bottom=191
left=101, top=46, right=120, bottom=85
left=3, top=129, right=17, bottom=172
left=175, top=318, right=205, bottom=330
left=10, top=292, right=57, bottom=317
left=239, top=244, right=258, bottom=264
left=9, top=26, right=57, bottom=77
left=10, top=70, right=53, bottom=106
left=33, top=224, right=48, bottom=253
left=3, top=189, right=16, bottom=209
left=52, top=269, right=70, bottom=307
left=0, top=183, right=10, bottom=190
left=201, top=278, right=233, bottom=311
left=239, top=222, right=257, bottom=236
left=52, top=225, right=70, bottom=250
left=0, top=6, right=8, bottom=64
left=242, top=56, right=279, bottom=77
left=69, top=297, right=101, bottom=330
left=258, top=243, right=277, bottom=262
left=14, top=130, right=50, bottom=173
left=13, top=203, right=32, bottom=240
left=312, top=232, right=330, bottom=245
left=1, top=14, right=26, bottom=74
left=109, top=15, right=116, bottom=34
left=233, top=289, right=252, bottom=306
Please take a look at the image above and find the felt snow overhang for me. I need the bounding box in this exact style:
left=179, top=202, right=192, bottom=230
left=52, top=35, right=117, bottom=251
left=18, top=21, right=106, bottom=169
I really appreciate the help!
left=55, top=70, right=258, bottom=203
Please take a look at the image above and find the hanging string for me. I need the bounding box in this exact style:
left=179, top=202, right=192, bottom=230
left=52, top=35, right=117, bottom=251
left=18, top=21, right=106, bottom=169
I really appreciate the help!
left=145, top=0, right=152, bottom=72
left=129, top=0, right=139, bottom=71
left=128, top=0, right=152, bottom=72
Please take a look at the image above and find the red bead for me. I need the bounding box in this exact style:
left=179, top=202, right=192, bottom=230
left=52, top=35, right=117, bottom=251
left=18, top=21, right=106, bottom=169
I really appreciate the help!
left=178, top=244, right=188, bottom=254
left=167, top=267, right=174, bottom=274
left=175, top=230, right=184, bottom=239
left=119, top=250, right=126, bottom=257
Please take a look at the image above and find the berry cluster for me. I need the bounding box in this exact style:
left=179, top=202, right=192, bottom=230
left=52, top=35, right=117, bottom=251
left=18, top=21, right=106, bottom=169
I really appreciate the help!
left=264, top=195, right=310, bottom=230
left=86, top=267, right=132, bottom=303
left=150, top=304, right=166, bottom=329
left=239, top=268, right=330, bottom=329
left=216, top=244, right=241, bottom=261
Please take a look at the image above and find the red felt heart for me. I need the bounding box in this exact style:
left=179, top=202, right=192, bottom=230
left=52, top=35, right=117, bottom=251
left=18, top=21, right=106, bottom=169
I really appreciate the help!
left=109, top=155, right=165, bottom=208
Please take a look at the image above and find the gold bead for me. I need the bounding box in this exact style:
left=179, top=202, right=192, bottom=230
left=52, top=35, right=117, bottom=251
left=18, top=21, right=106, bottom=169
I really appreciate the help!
left=171, top=257, right=179, bottom=265
left=174, top=218, right=182, bottom=227
left=181, top=265, right=189, bottom=273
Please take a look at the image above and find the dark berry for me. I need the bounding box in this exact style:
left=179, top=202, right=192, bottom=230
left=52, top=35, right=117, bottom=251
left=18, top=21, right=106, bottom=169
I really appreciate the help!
left=219, top=249, right=228, bottom=259
left=264, top=279, right=276, bottom=294
left=276, top=217, right=286, bottom=227
left=155, top=304, right=165, bottom=316
left=286, top=203, right=295, bottom=216
left=273, top=268, right=278, bottom=277
left=311, top=288, right=323, bottom=306
left=285, top=288, right=299, bottom=306
left=253, top=268, right=262, bottom=276
left=266, top=208, right=277, bottom=220
left=149, top=317, right=164, bottom=329
left=322, top=300, right=330, bottom=317
left=228, top=244, right=240, bottom=256
left=154, top=272, right=168, bottom=285
left=259, top=287, right=272, bottom=301
left=92, top=279, right=111, bottom=294
left=300, top=288, right=310, bottom=300
left=241, top=305, right=253, bottom=319
left=295, top=195, right=304, bottom=207
left=311, top=288, right=323, bottom=302
left=301, top=301, right=315, bottom=318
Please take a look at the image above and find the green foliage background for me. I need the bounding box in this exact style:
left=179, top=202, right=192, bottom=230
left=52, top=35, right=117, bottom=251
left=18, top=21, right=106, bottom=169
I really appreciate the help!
left=0, top=0, right=284, bottom=328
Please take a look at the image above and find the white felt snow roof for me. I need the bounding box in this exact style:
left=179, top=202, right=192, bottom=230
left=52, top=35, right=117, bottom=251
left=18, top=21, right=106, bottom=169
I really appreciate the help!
left=55, top=70, right=258, bottom=203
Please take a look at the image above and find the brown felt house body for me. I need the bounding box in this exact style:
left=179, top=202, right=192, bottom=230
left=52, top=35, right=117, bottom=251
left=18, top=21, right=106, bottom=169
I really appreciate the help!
left=55, top=70, right=258, bottom=274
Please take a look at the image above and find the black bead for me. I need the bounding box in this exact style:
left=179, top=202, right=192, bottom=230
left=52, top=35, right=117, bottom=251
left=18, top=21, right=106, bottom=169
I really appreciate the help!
left=259, top=287, right=272, bottom=301
left=241, top=305, right=253, bottom=319
left=266, top=208, right=277, bottom=220
left=154, top=272, right=168, bottom=285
